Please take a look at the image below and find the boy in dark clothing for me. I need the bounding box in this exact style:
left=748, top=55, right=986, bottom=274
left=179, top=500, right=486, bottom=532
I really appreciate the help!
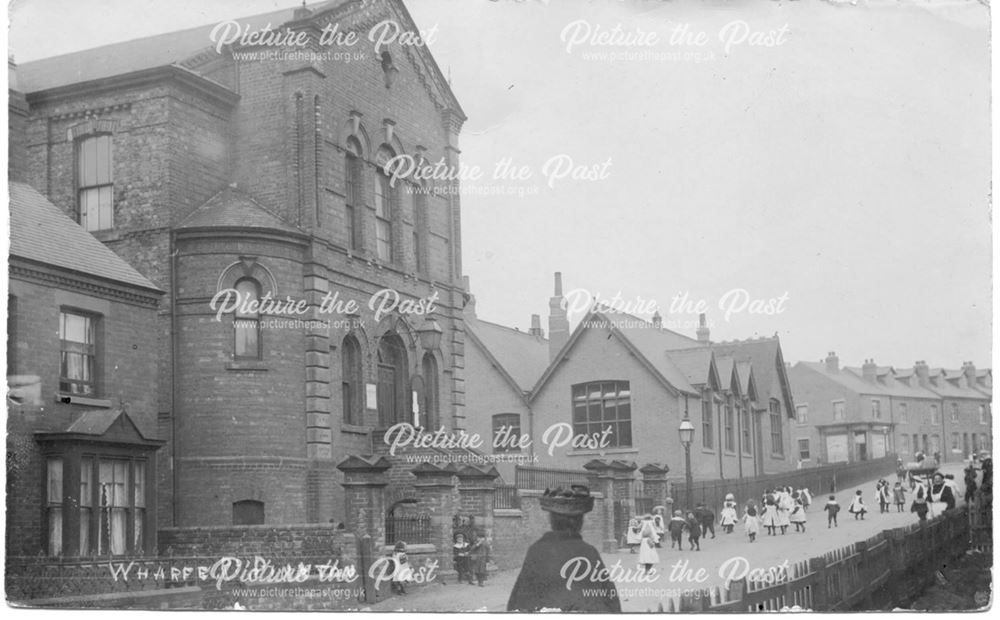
left=684, top=512, right=701, bottom=550
left=823, top=495, right=840, bottom=528
left=468, top=531, right=490, bottom=587
left=694, top=503, right=716, bottom=539
left=667, top=511, right=686, bottom=549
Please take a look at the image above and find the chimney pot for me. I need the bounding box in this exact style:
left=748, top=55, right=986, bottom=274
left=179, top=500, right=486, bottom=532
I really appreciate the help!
left=696, top=312, right=710, bottom=343
left=825, top=351, right=839, bottom=372
left=554, top=272, right=563, bottom=296
left=529, top=314, right=543, bottom=337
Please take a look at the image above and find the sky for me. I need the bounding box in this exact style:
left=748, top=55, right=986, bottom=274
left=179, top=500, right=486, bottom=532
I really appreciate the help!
left=7, top=0, right=993, bottom=369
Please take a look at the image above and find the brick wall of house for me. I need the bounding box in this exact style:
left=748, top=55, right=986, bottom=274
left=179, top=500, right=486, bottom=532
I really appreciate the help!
left=6, top=273, right=160, bottom=555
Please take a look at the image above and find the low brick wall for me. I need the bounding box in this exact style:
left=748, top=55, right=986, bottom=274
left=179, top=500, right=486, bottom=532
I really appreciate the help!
left=492, top=490, right=607, bottom=570
left=158, top=523, right=356, bottom=558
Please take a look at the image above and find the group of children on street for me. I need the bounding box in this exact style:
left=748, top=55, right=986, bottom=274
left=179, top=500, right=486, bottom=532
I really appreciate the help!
left=627, top=506, right=718, bottom=573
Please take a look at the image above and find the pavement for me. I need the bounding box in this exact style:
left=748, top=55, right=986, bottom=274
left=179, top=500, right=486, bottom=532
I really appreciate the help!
left=360, top=462, right=972, bottom=612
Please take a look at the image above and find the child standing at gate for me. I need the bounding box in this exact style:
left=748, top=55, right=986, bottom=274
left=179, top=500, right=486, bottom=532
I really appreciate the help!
left=468, top=530, right=490, bottom=587
left=824, top=495, right=840, bottom=528
left=390, top=541, right=414, bottom=594
left=453, top=533, right=471, bottom=585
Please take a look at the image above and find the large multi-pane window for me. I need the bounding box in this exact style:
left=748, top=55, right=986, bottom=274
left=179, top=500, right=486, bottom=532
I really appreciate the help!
left=769, top=399, right=783, bottom=456
left=376, top=333, right=408, bottom=427
left=46, top=455, right=149, bottom=557
left=77, top=134, right=113, bottom=231
left=492, top=413, right=522, bottom=453
left=59, top=310, right=97, bottom=396
left=701, top=397, right=713, bottom=449
left=571, top=381, right=632, bottom=448
left=374, top=172, right=394, bottom=262
left=233, top=278, right=261, bottom=359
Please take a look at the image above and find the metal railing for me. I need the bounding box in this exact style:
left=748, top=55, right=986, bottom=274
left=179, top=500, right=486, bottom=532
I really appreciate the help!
left=514, top=465, right=590, bottom=490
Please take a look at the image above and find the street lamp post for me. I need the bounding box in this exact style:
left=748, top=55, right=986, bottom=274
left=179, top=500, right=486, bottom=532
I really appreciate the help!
left=679, top=417, right=695, bottom=512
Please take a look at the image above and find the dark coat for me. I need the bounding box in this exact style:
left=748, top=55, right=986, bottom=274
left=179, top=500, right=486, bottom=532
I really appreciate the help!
left=507, top=530, right=621, bottom=613
left=469, top=538, right=490, bottom=575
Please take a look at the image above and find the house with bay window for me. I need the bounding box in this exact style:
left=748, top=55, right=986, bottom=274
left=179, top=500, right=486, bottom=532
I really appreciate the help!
left=7, top=182, right=164, bottom=556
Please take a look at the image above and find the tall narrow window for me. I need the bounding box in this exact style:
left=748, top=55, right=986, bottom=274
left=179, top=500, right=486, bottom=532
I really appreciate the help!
left=833, top=400, right=845, bottom=422
left=80, top=458, right=92, bottom=555
left=344, top=138, right=363, bottom=250
left=931, top=405, right=940, bottom=425
left=234, top=278, right=261, bottom=359
left=421, top=353, right=439, bottom=429
left=374, top=172, right=394, bottom=262
left=47, top=458, right=63, bottom=556
left=769, top=399, right=783, bottom=456
left=133, top=461, right=145, bottom=551
left=980, top=405, right=988, bottom=425
left=59, top=310, right=96, bottom=396
left=871, top=399, right=882, bottom=420
left=950, top=403, right=959, bottom=423
left=377, top=333, right=408, bottom=427
left=741, top=407, right=752, bottom=455
left=99, top=460, right=128, bottom=556
left=77, top=134, right=113, bottom=231
left=795, top=404, right=808, bottom=425
left=797, top=438, right=810, bottom=460
left=724, top=404, right=734, bottom=451
left=900, top=434, right=910, bottom=454
left=898, top=402, right=908, bottom=424
left=7, top=295, right=16, bottom=375
left=701, top=397, right=713, bottom=449
left=341, top=335, right=363, bottom=426
left=413, top=190, right=428, bottom=274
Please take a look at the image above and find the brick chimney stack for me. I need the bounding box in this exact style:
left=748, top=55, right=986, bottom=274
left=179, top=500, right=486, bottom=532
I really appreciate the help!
left=825, top=351, right=839, bottom=373
left=696, top=313, right=710, bottom=343
left=462, top=275, right=476, bottom=317
left=651, top=311, right=662, bottom=329
left=914, top=360, right=930, bottom=386
left=862, top=359, right=877, bottom=382
left=529, top=314, right=543, bottom=338
left=8, top=56, right=29, bottom=183
left=548, top=272, right=570, bottom=360
left=962, top=361, right=977, bottom=388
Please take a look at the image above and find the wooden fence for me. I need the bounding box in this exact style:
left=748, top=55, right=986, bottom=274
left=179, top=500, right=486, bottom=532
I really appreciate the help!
left=656, top=505, right=972, bottom=612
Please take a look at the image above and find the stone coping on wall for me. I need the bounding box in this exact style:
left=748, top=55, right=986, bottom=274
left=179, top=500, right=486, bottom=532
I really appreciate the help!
left=160, top=524, right=356, bottom=534
left=517, top=489, right=605, bottom=499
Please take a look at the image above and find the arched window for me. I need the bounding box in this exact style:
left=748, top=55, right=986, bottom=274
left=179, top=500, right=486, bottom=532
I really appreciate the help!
left=234, top=278, right=261, bottom=359
left=376, top=333, right=408, bottom=426
left=374, top=146, right=396, bottom=263
left=344, top=137, right=363, bottom=250
left=420, top=353, right=439, bottom=429
left=342, top=335, right=363, bottom=426
left=77, top=134, right=114, bottom=231
left=232, top=500, right=265, bottom=525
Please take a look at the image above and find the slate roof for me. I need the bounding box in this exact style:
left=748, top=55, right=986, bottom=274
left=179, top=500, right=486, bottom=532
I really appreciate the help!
left=664, top=347, right=715, bottom=388
left=842, top=367, right=939, bottom=399
left=9, top=182, right=161, bottom=292
left=17, top=1, right=342, bottom=92
left=607, top=313, right=697, bottom=395
left=736, top=360, right=755, bottom=396
left=465, top=316, right=550, bottom=393
left=176, top=187, right=305, bottom=235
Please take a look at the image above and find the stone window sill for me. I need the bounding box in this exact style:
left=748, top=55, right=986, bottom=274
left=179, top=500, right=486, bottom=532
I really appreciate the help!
left=226, top=361, right=269, bottom=371
left=341, top=424, right=370, bottom=435
left=55, top=393, right=112, bottom=408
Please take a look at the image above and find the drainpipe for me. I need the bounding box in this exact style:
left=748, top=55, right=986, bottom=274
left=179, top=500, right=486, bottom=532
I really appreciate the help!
left=170, top=232, right=180, bottom=526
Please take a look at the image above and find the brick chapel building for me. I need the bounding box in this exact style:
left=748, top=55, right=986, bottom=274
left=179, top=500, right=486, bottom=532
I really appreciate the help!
left=13, top=0, right=468, bottom=531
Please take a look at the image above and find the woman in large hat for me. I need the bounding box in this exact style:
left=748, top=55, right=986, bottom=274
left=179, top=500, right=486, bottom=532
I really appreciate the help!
left=507, top=485, right=621, bottom=612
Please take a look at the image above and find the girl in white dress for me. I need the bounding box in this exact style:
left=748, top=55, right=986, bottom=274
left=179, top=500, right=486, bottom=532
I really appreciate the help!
left=848, top=490, right=867, bottom=520
left=789, top=498, right=807, bottom=532
left=760, top=490, right=778, bottom=535
left=776, top=490, right=793, bottom=535
left=742, top=502, right=761, bottom=542
left=625, top=517, right=642, bottom=553
left=719, top=494, right=739, bottom=534
left=637, top=517, right=660, bottom=573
